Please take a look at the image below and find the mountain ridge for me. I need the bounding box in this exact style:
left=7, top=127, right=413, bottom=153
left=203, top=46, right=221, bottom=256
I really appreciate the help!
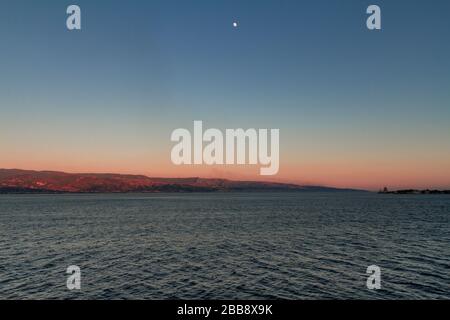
left=0, top=169, right=365, bottom=193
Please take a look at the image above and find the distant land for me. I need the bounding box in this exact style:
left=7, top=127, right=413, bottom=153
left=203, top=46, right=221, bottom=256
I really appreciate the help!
left=379, top=188, right=450, bottom=195
left=0, top=169, right=363, bottom=194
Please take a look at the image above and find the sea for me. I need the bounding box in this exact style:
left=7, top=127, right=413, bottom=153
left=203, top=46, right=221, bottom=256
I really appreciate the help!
left=0, top=192, right=449, bottom=299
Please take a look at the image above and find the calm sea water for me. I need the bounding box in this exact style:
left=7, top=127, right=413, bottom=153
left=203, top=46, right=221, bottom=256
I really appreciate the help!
left=0, top=192, right=449, bottom=300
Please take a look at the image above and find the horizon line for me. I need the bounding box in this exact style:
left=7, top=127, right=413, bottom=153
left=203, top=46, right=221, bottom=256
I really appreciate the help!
left=2, top=167, right=449, bottom=192
left=0, top=167, right=369, bottom=191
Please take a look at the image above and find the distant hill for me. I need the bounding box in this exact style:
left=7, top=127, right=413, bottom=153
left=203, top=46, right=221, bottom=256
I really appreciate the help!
left=0, top=169, right=364, bottom=194
left=379, top=189, right=450, bottom=195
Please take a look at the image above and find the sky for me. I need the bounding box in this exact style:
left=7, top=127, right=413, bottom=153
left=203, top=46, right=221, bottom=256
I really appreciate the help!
left=0, top=0, right=449, bottom=190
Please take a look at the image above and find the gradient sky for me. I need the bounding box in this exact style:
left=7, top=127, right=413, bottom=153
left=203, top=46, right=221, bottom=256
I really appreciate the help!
left=1, top=0, right=449, bottom=190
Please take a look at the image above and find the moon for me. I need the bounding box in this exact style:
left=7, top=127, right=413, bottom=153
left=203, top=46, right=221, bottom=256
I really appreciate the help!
left=233, top=21, right=238, bottom=28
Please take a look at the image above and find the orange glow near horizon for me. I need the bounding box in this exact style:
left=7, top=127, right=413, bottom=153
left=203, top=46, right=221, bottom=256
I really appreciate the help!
left=1, top=152, right=450, bottom=191
left=1, top=119, right=450, bottom=191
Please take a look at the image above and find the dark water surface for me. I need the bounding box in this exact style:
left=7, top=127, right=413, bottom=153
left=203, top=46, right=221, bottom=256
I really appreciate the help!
left=0, top=192, right=449, bottom=299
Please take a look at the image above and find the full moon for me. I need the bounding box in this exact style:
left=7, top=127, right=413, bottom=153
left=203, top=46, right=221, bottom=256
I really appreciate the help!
left=233, top=22, right=238, bottom=28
